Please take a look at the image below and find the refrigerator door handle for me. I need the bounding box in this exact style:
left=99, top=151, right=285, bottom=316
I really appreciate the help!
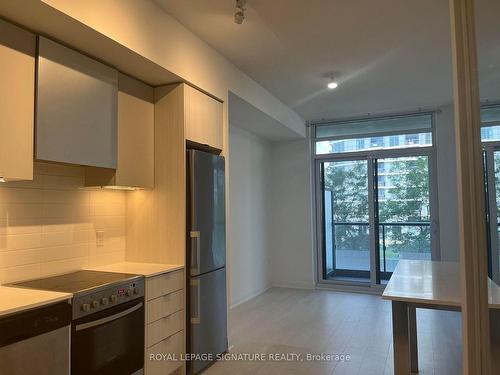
left=190, top=279, right=201, bottom=324
left=190, top=231, right=201, bottom=275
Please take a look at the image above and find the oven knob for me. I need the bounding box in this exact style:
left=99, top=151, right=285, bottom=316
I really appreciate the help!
left=126, top=288, right=133, bottom=297
left=101, top=297, right=109, bottom=305
left=110, top=295, right=117, bottom=303
left=92, top=300, right=100, bottom=308
left=81, top=303, right=90, bottom=312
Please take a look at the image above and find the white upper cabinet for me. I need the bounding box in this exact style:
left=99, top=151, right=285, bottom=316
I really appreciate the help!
left=85, top=73, right=154, bottom=188
left=36, top=37, right=118, bottom=168
left=0, top=19, right=35, bottom=181
left=184, top=85, right=223, bottom=151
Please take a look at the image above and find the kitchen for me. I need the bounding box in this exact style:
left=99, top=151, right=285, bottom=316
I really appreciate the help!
left=3, top=1, right=495, bottom=375
left=0, top=11, right=228, bottom=375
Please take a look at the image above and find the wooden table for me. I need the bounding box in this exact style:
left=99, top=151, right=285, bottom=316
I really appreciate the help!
left=382, top=260, right=500, bottom=374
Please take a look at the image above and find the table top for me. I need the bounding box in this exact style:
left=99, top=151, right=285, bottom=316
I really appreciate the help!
left=382, top=259, right=500, bottom=309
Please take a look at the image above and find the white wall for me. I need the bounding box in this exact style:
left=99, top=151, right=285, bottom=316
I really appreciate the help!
left=266, top=106, right=462, bottom=289
left=228, top=126, right=272, bottom=307
left=270, top=139, right=315, bottom=289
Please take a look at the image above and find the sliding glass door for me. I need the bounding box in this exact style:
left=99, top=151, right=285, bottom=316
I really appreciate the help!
left=318, top=153, right=435, bottom=285
left=313, top=112, right=438, bottom=288
left=321, top=159, right=370, bottom=280
left=375, top=156, right=432, bottom=281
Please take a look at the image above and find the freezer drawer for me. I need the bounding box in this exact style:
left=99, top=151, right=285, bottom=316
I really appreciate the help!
left=189, top=267, right=227, bottom=374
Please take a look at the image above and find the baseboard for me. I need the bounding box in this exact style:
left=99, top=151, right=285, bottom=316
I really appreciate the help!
left=271, top=281, right=315, bottom=290
left=230, top=285, right=271, bottom=309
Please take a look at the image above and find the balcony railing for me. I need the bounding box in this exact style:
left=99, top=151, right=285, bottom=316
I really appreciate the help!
left=327, top=221, right=431, bottom=278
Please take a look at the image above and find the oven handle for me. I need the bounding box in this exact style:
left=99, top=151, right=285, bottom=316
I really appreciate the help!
left=75, top=302, right=143, bottom=331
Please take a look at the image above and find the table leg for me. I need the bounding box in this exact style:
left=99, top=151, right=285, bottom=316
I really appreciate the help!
left=408, top=305, right=418, bottom=373
left=392, top=301, right=410, bottom=375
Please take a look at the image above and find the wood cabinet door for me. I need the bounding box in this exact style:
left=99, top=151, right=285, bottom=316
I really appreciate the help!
left=116, top=73, right=154, bottom=188
left=184, top=85, right=223, bottom=151
left=0, top=19, right=35, bottom=181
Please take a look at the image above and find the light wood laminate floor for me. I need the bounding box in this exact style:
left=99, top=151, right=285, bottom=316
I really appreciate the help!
left=204, top=288, right=462, bottom=375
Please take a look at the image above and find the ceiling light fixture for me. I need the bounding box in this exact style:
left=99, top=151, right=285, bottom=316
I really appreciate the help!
left=234, top=0, right=246, bottom=24
left=327, top=76, right=339, bottom=89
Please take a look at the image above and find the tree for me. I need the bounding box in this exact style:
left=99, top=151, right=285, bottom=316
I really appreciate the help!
left=323, top=156, right=430, bottom=255
left=378, top=156, right=430, bottom=254
left=324, top=160, right=369, bottom=252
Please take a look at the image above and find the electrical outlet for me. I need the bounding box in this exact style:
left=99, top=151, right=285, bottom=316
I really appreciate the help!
left=96, top=230, right=105, bottom=247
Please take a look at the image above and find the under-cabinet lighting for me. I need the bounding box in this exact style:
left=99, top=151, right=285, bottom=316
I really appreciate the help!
left=101, top=186, right=143, bottom=191
left=79, top=185, right=144, bottom=191
left=0, top=177, right=6, bottom=183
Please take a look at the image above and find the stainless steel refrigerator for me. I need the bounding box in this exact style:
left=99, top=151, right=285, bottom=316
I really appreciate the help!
left=187, top=149, right=227, bottom=375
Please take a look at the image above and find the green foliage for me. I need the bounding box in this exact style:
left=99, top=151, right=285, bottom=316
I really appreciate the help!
left=323, top=157, right=431, bottom=256
left=324, top=161, right=369, bottom=251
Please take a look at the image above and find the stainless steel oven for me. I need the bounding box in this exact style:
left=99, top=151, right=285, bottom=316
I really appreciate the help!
left=72, top=297, right=144, bottom=375
left=12, top=270, right=146, bottom=375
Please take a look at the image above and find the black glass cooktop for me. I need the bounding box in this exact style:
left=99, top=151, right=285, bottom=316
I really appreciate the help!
left=12, top=270, right=140, bottom=294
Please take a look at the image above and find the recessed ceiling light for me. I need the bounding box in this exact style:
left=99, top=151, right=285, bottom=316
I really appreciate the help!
left=327, top=81, right=339, bottom=89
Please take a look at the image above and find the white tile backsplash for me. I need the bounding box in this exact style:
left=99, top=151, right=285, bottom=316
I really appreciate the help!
left=0, top=162, right=126, bottom=284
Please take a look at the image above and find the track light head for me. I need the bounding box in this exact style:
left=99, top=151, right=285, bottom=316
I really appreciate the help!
left=234, top=0, right=246, bottom=24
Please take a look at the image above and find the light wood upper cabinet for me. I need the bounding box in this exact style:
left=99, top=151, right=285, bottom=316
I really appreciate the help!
left=184, top=85, right=223, bottom=151
left=0, top=19, right=35, bottom=181
left=85, top=73, right=154, bottom=188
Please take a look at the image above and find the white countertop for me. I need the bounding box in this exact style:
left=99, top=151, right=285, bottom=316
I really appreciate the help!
left=0, top=286, right=72, bottom=318
left=86, top=262, right=184, bottom=278
left=383, top=259, right=500, bottom=309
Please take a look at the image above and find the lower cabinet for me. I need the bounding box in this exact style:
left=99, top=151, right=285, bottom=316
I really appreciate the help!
left=145, top=270, right=185, bottom=375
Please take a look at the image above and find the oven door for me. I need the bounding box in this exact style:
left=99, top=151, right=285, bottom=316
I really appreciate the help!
left=72, top=298, right=144, bottom=375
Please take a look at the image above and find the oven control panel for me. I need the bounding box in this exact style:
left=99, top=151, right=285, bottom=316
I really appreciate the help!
left=73, top=277, right=145, bottom=319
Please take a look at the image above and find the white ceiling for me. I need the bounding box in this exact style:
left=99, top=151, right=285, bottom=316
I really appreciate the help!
left=155, top=0, right=500, bottom=122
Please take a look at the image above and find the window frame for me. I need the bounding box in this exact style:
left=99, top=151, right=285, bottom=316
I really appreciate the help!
left=310, top=111, right=440, bottom=292
left=480, top=103, right=500, bottom=285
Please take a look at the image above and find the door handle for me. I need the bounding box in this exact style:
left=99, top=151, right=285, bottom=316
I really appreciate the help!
left=190, top=279, right=201, bottom=325
left=75, top=302, right=143, bottom=331
left=190, top=231, right=200, bottom=275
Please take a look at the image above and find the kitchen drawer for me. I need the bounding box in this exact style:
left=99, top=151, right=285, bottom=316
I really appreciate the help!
left=146, top=270, right=184, bottom=301
left=146, top=330, right=184, bottom=375
left=147, top=289, right=184, bottom=323
left=147, top=310, right=184, bottom=348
